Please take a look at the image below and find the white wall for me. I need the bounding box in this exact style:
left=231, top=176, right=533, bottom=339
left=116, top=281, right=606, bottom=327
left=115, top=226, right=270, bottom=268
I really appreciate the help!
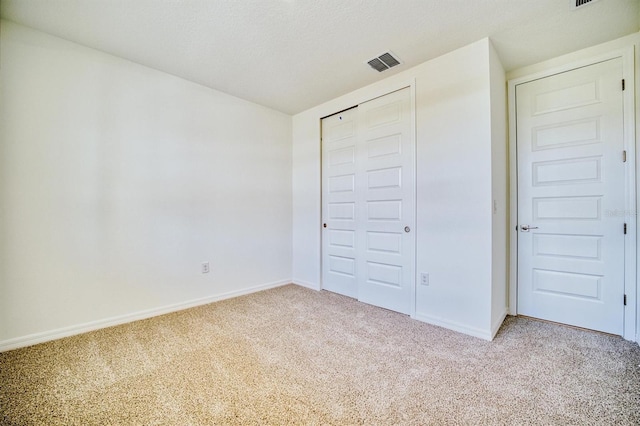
left=413, top=41, right=494, bottom=338
left=489, top=42, right=508, bottom=336
left=292, top=38, right=507, bottom=340
left=291, top=116, right=321, bottom=290
left=0, top=21, right=292, bottom=350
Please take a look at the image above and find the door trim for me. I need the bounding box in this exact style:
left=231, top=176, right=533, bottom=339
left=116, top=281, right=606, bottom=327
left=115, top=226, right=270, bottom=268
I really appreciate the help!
left=319, top=79, right=417, bottom=317
left=507, top=47, right=637, bottom=341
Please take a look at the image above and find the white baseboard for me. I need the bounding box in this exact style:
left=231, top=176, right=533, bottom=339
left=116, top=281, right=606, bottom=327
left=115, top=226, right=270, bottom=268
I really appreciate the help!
left=0, top=279, right=291, bottom=353
left=412, top=312, right=493, bottom=341
left=491, top=308, right=508, bottom=339
left=292, top=279, right=320, bottom=291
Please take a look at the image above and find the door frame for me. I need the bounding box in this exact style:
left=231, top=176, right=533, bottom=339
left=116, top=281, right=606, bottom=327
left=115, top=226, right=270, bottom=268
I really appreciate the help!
left=320, top=80, right=418, bottom=317
left=507, top=47, right=637, bottom=341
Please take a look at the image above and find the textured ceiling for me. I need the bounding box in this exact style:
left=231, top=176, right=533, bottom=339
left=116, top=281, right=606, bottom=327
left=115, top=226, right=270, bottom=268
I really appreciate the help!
left=1, top=0, right=639, bottom=114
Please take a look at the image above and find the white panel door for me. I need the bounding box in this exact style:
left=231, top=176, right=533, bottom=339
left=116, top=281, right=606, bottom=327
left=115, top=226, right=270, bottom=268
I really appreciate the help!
left=516, top=58, right=626, bottom=334
left=322, top=107, right=358, bottom=298
left=321, top=87, right=414, bottom=314
left=356, top=88, right=414, bottom=314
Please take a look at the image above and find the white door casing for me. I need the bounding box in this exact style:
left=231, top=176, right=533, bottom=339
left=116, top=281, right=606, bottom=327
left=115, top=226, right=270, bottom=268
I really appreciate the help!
left=516, top=58, right=626, bottom=335
left=321, top=87, right=415, bottom=314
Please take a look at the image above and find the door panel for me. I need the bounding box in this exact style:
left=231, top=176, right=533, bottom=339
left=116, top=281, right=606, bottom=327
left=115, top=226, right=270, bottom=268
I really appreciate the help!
left=322, top=107, right=358, bottom=298
left=516, top=58, right=625, bottom=334
left=356, top=87, right=414, bottom=314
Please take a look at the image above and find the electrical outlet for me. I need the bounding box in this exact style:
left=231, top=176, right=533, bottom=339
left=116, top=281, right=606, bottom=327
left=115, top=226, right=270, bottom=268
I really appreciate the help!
left=420, top=273, right=429, bottom=286
left=202, top=262, right=210, bottom=274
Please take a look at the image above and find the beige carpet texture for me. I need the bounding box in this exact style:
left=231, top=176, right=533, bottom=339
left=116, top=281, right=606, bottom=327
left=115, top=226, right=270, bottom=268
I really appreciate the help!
left=1, top=284, right=639, bottom=425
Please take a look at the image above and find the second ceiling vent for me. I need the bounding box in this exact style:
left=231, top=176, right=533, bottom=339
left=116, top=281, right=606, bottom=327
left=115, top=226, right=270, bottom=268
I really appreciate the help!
left=571, top=0, right=600, bottom=9
left=367, top=52, right=402, bottom=72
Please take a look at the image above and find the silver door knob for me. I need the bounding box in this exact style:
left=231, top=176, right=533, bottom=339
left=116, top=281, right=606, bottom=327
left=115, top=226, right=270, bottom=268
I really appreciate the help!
left=404, top=226, right=410, bottom=233
left=520, top=225, right=539, bottom=232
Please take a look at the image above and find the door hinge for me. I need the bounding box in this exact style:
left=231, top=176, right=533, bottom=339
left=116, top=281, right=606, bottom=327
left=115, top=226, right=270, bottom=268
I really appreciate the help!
left=622, top=79, right=625, bottom=91
left=623, top=150, right=627, bottom=162
left=624, top=294, right=627, bottom=306
left=624, top=223, right=627, bottom=234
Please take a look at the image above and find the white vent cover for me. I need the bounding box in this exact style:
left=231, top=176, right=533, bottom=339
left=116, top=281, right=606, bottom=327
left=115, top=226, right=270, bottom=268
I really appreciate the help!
left=367, top=52, right=402, bottom=72
left=571, top=0, right=600, bottom=9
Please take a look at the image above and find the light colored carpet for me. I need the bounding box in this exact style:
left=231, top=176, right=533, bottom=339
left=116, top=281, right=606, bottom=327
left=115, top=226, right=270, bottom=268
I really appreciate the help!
left=1, top=284, right=639, bottom=425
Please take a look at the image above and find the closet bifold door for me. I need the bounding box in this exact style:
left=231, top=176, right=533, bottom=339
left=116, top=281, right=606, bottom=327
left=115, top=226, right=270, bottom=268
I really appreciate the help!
left=321, top=87, right=414, bottom=315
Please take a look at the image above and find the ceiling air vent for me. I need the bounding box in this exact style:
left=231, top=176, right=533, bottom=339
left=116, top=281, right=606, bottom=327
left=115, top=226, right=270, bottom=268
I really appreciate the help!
left=571, top=0, right=600, bottom=9
left=367, top=52, right=402, bottom=72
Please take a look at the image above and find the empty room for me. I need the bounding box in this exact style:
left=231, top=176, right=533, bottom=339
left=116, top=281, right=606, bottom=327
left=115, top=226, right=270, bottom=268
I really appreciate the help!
left=1, top=0, right=640, bottom=424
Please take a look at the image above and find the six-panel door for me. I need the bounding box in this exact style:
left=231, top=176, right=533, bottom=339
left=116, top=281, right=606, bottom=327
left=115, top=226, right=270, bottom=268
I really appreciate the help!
left=516, top=58, right=626, bottom=334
